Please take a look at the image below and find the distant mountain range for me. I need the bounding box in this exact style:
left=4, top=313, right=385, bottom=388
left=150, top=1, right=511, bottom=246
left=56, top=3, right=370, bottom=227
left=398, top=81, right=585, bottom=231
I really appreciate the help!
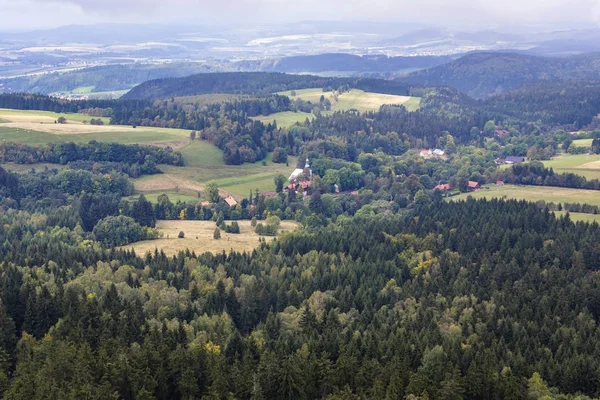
left=401, top=52, right=600, bottom=98
left=235, top=53, right=454, bottom=74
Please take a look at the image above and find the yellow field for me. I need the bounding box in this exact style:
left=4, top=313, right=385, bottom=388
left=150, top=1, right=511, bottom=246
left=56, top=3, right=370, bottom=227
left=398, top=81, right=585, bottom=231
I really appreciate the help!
left=451, top=184, right=600, bottom=207
left=0, top=109, right=189, bottom=144
left=278, top=88, right=420, bottom=113
left=121, top=220, right=301, bottom=255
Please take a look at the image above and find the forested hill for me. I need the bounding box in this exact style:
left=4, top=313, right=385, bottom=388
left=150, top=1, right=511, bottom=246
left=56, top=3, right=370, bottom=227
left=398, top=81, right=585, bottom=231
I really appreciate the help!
left=234, top=53, right=454, bottom=74
left=401, top=52, right=600, bottom=98
left=122, top=72, right=411, bottom=99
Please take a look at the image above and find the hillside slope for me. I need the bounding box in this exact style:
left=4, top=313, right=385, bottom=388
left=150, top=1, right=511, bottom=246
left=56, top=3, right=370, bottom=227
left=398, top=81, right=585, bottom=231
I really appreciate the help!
left=401, top=52, right=600, bottom=98
left=122, top=72, right=412, bottom=99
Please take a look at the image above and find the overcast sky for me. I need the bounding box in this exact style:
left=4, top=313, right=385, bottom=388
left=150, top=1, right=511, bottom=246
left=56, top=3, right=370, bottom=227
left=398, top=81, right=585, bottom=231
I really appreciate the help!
left=2, top=0, right=600, bottom=32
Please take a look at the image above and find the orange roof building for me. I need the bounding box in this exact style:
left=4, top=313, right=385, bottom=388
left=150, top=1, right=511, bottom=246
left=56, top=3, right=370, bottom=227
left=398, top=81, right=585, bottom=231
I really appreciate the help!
left=224, top=196, right=238, bottom=207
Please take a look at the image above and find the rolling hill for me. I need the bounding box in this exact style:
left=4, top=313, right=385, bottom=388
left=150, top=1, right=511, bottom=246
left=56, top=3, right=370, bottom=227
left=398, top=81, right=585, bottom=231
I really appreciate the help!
left=122, top=72, right=412, bottom=99
left=401, top=52, right=600, bottom=98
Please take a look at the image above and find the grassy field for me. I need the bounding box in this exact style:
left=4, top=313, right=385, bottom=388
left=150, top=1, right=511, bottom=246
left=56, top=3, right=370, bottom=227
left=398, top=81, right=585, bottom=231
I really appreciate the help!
left=135, top=154, right=298, bottom=199
left=542, top=153, right=600, bottom=180
left=451, top=184, right=600, bottom=207
left=278, top=88, right=421, bottom=113
left=121, top=220, right=300, bottom=256
left=0, top=108, right=110, bottom=124
left=0, top=109, right=192, bottom=146
left=571, top=139, right=592, bottom=148
left=253, top=111, right=314, bottom=127
left=71, top=86, right=95, bottom=94
left=553, top=211, right=600, bottom=223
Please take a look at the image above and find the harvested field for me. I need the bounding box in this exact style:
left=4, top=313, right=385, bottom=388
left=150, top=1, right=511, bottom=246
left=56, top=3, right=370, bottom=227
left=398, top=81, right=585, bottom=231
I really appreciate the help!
left=121, top=220, right=301, bottom=255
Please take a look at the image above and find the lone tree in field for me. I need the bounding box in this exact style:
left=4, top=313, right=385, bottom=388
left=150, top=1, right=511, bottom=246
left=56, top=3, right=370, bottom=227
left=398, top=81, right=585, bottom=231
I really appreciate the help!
left=178, top=231, right=185, bottom=239
left=57, top=116, right=67, bottom=124
left=205, top=183, right=220, bottom=203
left=190, top=131, right=196, bottom=140
left=213, top=227, right=221, bottom=240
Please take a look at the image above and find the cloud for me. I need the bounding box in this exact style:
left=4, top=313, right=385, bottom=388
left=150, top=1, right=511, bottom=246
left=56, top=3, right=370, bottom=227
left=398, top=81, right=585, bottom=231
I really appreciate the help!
left=6, top=0, right=600, bottom=31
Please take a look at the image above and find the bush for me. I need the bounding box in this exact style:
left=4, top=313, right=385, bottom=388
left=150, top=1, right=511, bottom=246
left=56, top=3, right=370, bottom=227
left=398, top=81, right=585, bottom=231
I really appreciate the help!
left=178, top=231, right=185, bottom=239
left=272, top=147, right=288, bottom=164
left=225, top=221, right=240, bottom=234
left=213, top=227, right=221, bottom=240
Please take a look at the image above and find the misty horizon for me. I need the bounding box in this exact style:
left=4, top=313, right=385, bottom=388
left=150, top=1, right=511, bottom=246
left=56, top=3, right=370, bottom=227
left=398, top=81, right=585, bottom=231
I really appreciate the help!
left=2, top=0, right=600, bottom=33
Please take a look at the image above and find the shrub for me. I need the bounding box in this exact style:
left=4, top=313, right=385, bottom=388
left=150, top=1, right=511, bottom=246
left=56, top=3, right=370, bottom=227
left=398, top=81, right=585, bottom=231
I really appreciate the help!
left=225, top=221, right=240, bottom=234
left=213, top=228, right=221, bottom=240
left=178, top=231, right=185, bottom=239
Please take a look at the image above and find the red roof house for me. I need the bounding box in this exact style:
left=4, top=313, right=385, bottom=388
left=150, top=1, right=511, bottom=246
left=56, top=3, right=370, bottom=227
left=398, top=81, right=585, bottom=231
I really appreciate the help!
left=468, top=181, right=480, bottom=190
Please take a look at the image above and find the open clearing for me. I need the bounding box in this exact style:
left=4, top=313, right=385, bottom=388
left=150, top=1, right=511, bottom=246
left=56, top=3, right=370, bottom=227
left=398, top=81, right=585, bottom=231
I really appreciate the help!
left=542, top=153, right=600, bottom=180
left=135, top=152, right=298, bottom=199
left=0, top=109, right=191, bottom=145
left=553, top=211, right=600, bottom=223
left=278, top=88, right=421, bottom=112
left=254, top=89, right=421, bottom=127
left=451, top=184, right=600, bottom=207
left=0, top=108, right=300, bottom=200
left=571, top=139, right=592, bottom=148
left=254, top=111, right=314, bottom=127
left=121, top=220, right=301, bottom=255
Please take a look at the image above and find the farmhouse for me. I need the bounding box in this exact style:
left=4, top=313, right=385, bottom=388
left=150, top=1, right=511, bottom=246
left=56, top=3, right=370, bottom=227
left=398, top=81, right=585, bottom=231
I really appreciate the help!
left=495, top=129, right=510, bottom=138
left=419, top=149, right=432, bottom=157
left=468, top=181, right=480, bottom=191
left=434, top=184, right=452, bottom=191
left=224, top=196, right=238, bottom=207
left=496, top=181, right=505, bottom=186
left=433, top=149, right=445, bottom=156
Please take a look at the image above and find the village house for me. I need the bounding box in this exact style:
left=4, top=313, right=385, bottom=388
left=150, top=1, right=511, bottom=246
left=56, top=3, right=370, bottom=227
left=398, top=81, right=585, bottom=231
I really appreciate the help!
left=419, top=149, right=432, bottom=157
left=224, top=196, right=238, bottom=207
left=468, top=181, right=480, bottom=191
left=434, top=184, right=452, bottom=191
left=496, top=181, right=505, bottom=186
left=495, top=129, right=510, bottom=138
left=433, top=149, right=445, bottom=156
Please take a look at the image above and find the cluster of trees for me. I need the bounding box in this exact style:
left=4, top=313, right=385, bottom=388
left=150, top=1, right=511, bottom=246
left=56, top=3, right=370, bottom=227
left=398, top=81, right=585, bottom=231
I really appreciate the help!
left=92, top=215, right=158, bottom=246
left=499, top=162, right=600, bottom=191
left=0, top=141, right=182, bottom=169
